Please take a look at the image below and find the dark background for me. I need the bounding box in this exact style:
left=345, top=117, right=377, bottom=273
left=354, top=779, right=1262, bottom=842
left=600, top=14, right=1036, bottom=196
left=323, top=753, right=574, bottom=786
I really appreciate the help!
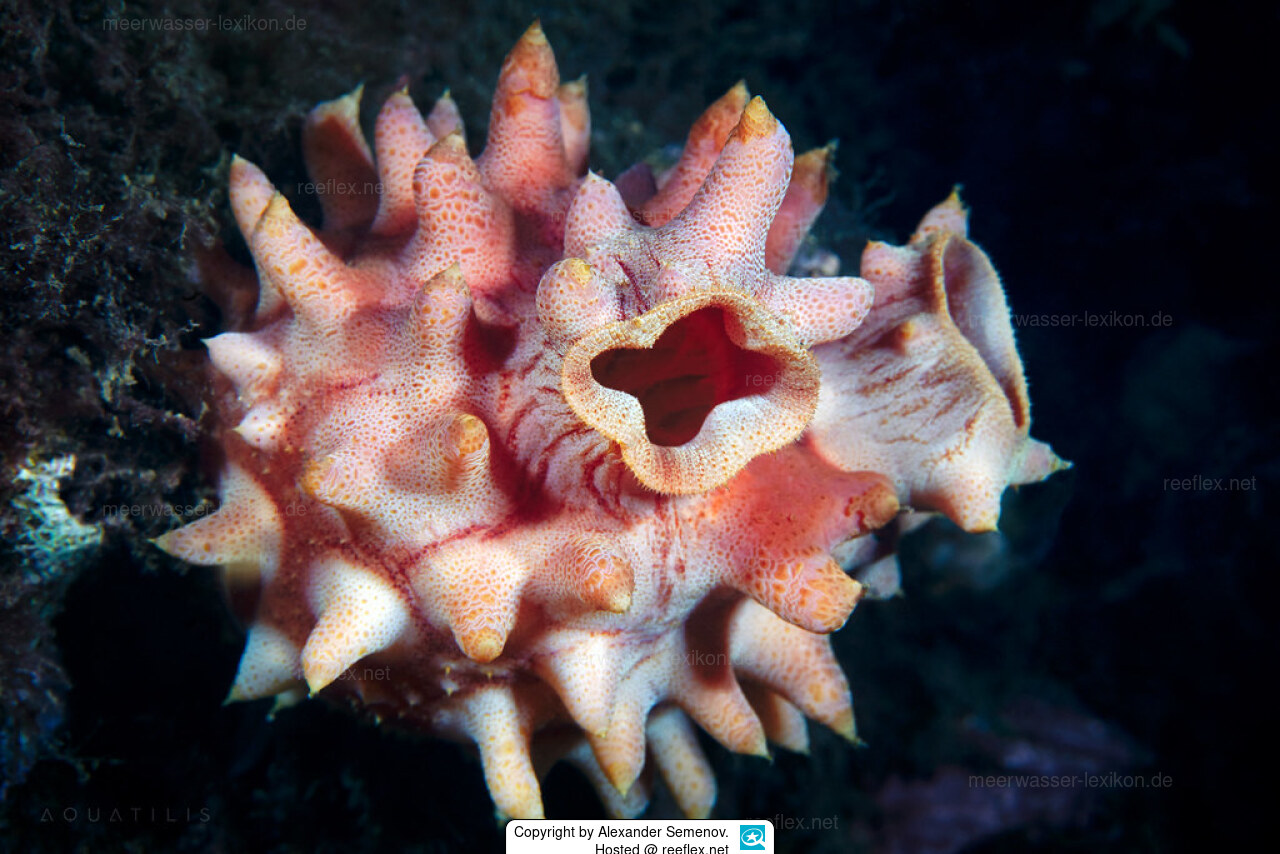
left=1, top=0, right=1274, bottom=851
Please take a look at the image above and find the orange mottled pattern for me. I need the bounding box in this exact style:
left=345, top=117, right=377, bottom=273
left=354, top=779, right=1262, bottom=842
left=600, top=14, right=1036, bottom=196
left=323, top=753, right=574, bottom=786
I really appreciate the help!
left=156, top=22, right=1066, bottom=821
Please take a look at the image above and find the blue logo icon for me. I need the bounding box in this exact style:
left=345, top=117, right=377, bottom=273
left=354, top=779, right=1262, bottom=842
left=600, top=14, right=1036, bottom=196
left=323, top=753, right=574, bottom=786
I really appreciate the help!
left=740, top=824, right=766, bottom=850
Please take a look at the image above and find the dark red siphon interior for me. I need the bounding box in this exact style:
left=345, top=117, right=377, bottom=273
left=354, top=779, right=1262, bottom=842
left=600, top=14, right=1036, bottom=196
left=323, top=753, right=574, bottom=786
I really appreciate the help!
left=590, top=306, right=781, bottom=447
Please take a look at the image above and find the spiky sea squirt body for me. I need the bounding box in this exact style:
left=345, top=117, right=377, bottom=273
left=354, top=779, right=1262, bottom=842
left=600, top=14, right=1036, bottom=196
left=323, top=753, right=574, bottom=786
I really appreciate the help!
left=156, top=23, right=1066, bottom=820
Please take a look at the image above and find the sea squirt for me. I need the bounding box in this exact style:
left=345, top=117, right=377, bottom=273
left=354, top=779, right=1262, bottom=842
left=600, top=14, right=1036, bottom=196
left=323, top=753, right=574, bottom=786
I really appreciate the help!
left=156, top=22, right=1066, bottom=819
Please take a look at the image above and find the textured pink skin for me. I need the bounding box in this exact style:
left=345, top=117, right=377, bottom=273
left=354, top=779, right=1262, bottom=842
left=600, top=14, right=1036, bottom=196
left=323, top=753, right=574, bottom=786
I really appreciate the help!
left=156, top=23, right=1065, bottom=821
